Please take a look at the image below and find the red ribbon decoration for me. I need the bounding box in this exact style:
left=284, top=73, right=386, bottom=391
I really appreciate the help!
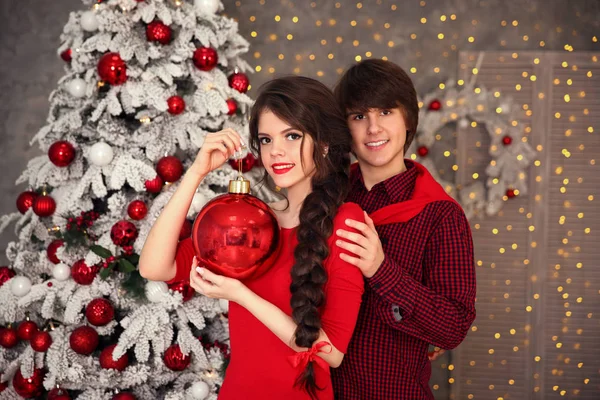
left=288, top=341, right=332, bottom=375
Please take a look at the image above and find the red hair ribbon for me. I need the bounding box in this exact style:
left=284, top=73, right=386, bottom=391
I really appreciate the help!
left=288, top=341, right=332, bottom=374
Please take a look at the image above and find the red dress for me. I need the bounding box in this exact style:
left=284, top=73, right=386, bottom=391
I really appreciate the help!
left=168, top=203, right=365, bottom=399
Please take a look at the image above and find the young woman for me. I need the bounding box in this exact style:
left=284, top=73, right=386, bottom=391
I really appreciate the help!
left=139, top=76, right=365, bottom=399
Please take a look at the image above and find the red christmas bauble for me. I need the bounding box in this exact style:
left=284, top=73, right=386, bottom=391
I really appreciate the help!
left=502, top=135, right=513, bottom=146
left=69, top=326, right=99, bottom=355
left=49, top=141, right=76, bottom=167
left=30, top=330, right=52, bottom=352
left=16, top=191, right=38, bottom=214
left=156, top=156, right=184, bottom=182
left=12, top=368, right=45, bottom=399
left=146, top=21, right=172, bottom=44
left=163, top=344, right=191, bottom=371
left=506, top=189, right=516, bottom=198
left=226, top=98, right=238, bottom=115
left=0, top=326, right=18, bottom=348
left=193, top=47, right=218, bottom=71
left=71, top=259, right=99, bottom=285
left=60, top=49, right=72, bottom=62
left=228, top=72, right=250, bottom=93
left=0, top=380, right=6, bottom=392
left=228, top=154, right=256, bottom=173
left=428, top=99, right=442, bottom=111
left=113, top=392, right=137, bottom=400
left=99, top=344, right=129, bottom=371
left=111, top=220, right=138, bottom=247
left=47, top=239, right=65, bottom=264
left=33, top=195, right=57, bottom=217
left=167, top=95, right=186, bottom=115
left=168, top=280, right=195, bottom=302
left=86, top=298, right=114, bottom=326
left=145, top=175, right=164, bottom=193
left=98, top=52, right=127, bottom=85
left=0, top=266, right=16, bottom=287
left=417, top=146, right=429, bottom=157
left=127, top=200, right=148, bottom=220
left=191, top=190, right=280, bottom=280
left=17, top=320, right=38, bottom=341
left=48, top=387, right=71, bottom=400
left=179, top=219, right=193, bottom=240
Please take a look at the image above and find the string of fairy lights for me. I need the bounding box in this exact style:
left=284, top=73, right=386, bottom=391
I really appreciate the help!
left=223, top=1, right=599, bottom=398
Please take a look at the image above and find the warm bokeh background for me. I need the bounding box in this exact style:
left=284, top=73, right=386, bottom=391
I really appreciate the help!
left=1, top=1, right=599, bottom=398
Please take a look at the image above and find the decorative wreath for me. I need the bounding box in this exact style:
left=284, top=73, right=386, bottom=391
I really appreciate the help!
left=412, top=69, right=535, bottom=219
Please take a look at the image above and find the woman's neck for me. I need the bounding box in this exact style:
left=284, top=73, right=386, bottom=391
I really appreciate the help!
left=273, top=178, right=311, bottom=228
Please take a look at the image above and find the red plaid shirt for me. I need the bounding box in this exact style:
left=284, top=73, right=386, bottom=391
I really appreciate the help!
left=332, top=160, right=476, bottom=399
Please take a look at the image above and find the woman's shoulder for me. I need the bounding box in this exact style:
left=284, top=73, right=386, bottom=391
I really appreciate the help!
left=333, top=202, right=364, bottom=227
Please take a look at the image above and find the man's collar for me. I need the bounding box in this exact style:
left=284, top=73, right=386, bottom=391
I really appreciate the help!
left=350, top=159, right=417, bottom=203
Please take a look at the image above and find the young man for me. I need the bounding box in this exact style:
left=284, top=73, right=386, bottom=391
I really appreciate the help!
left=331, top=59, right=476, bottom=399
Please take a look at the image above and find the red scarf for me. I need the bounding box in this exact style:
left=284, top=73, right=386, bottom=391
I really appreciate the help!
left=351, top=161, right=459, bottom=226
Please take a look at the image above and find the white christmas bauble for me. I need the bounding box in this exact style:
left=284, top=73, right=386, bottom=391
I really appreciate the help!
left=80, top=11, right=99, bottom=31
left=189, top=381, right=210, bottom=400
left=67, top=78, right=87, bottom=98
left=458, top=118, right=469, bottom=129
left=88, top=142, right=114, bottom=166
left=219, top=299, right=229, bottom=313
left=145, top=281, right=169, bottom=303
left=188, top=192, right=207, bottom=218
left=194, top=0, right=219, bottom=14
left=52, top=263, right=71, bottom=281
left=10, top=276, right=32, bottom=297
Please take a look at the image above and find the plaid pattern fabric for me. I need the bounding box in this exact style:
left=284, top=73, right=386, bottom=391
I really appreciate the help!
left=332, top=160, right=476, bottom=400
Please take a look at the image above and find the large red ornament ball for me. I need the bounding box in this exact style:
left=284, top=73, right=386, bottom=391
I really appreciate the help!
left=47, top=239, right=65, bottom=264
left=156, top=156, right=184, bottom=182
left=417, top=146, right=429, bottom=157
left=60, top=49, right=72, bottom=62
left=179, top=219, right=193, bottom=240
left=48, top=387, right=71, bottom=400
left=16, top=191, right=38, bottom=214
left=99, top=344, right=129, bottom=371
left=502, top=135, right=513, bottom=146
left=228, top=154, right=256, bottom=173
left=12, top=368, right=45, bottom=399
left=17, top=320, right=38, bottom=341
left=428, top=99, right=442, bottom=111
left=226, top=98, right=238, bottom=115
left=69, top=326, right=99, bottom=355
left=163, top=344, right=191, bottom=371
left=506, top=189, right=516, bottom=198
left=146, top=20, right=172, bottom=44
left=168, top=280, right=195, bottom=302
left=86, top=298, right=114, bottom=326
left=30, top=331, right=52, bottom=352
left=228, top=72, right=250, bottom=93
left=0, top=266, right=16, bottom=287
left=71, top=259, right=99, bottom=285
left=111, top=220, right=138, bottom=247
left=49, top=141, right=76, bottom=167
left=167, top=95, right=186, bottom=115
left=145, top=175, right=164, bottom=193
left=0, top=326, right=18, bottom=348
left=127, top=200, right=148, bottom=220
left=193, top=47, right=218, bottom=71
left=192, top=191, right=280, bottom=280
left=33, top=195, right=57, bottom=217
left=113, top=392, right=137, bottom=400
left=98, top=52, right=127, bottom=85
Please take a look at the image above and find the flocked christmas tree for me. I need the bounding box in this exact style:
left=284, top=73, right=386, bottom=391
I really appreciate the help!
left=0, top=0, right=264, bottom=398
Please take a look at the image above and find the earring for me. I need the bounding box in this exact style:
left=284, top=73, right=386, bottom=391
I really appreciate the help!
left=275, top=186, right=281, bottom=192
